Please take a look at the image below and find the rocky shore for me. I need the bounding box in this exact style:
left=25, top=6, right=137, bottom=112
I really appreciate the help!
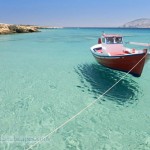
left=0, top=24, right=40, bottom=34
left=0, top=23, right=63, bottom=34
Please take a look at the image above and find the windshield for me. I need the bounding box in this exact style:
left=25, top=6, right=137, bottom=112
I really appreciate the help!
left=106, top=37, right=114, bottom=44
left=106, top=37, right=122, bottom=44
left=115, top=37, right=122, bottom=43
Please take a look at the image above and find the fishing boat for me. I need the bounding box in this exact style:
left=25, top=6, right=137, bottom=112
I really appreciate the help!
left=90, top=33, right=149, bottom=77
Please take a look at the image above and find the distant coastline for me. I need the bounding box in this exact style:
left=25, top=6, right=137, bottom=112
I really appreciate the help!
left=1, top=18, right=150, bottom=35
left=0, top=23, right=63, bottom=34
left=64, top=27, right=150, bottom=29
left=65, top=18, right=150, bottom=29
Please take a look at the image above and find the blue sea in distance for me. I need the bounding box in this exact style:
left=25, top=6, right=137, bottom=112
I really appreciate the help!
left=0, top=28, right=150, bottom=150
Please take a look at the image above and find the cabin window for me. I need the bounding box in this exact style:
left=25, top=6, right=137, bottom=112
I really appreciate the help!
left=105, top=37, right=123, bottom=44
left=102, top=38, right=105, bottom=43
left=106, top=37, right=114, bottom=44
left=115, top=37, right=122, bottom=44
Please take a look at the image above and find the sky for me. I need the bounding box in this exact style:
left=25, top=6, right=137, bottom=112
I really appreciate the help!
left=0, top=0, right=150, bottom=27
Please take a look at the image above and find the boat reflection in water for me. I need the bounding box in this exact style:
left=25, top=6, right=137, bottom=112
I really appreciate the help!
left=75, top=63, right=142, bottom=106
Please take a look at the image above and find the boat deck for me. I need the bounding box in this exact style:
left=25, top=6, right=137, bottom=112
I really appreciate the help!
left=96, top=49, right=132, bottom=56
left=109, top=50, right=131, bottom=56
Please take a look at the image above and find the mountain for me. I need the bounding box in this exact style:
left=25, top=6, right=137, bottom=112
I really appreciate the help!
left=122, top=18, right=150, bottom=28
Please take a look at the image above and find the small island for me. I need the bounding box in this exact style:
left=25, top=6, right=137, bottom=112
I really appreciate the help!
left=0, top=23, right=63, bottom=34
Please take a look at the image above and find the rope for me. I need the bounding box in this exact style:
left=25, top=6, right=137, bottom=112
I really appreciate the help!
left=26, top=52, right=147, bottom=150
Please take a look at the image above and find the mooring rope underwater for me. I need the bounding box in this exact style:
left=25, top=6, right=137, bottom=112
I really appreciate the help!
left=26, top=52, right=148, bottom=150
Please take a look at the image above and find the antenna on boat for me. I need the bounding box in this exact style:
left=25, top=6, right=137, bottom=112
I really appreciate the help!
left=102, top=31, right=105, bottom=36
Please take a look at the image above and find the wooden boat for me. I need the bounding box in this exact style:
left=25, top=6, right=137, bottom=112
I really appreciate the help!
left=90, top=34, right=149, bottom=77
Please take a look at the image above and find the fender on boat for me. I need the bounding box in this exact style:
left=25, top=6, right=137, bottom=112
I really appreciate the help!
left=98, top=38, right=102, bottom=44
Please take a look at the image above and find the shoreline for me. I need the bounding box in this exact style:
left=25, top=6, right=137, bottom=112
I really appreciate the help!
left=0, top=23, right=63, bottom=35
left=1, top=23, right=150, bottom=35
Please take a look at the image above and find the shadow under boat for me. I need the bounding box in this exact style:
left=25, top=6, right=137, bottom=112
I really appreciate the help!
left=75, top=63, right=142, bottom=105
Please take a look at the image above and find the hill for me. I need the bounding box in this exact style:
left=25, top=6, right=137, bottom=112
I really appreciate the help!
left=122, top=18, right=150, bottom=28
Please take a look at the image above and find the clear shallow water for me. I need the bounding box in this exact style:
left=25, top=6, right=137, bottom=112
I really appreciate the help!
left=0, top=28, right=150, bottom=150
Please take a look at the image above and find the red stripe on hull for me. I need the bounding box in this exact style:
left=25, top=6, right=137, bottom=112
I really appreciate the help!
left=93, top=52, right=147, bottom=77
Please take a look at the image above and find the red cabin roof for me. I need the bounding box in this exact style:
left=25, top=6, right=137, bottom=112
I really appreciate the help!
left=102, top=34, right=122, bottom=38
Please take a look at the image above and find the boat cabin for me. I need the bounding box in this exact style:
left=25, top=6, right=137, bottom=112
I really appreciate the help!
left=101, top=34, right=123, bottom=44
left=99, top=34, right=125, bottom=55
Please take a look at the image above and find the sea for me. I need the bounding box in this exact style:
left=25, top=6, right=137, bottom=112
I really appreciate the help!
left=0, top=28, right=150, bottom=150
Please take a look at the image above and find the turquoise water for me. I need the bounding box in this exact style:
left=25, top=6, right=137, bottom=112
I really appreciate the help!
left=0, top=28, right=150, bottom=150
